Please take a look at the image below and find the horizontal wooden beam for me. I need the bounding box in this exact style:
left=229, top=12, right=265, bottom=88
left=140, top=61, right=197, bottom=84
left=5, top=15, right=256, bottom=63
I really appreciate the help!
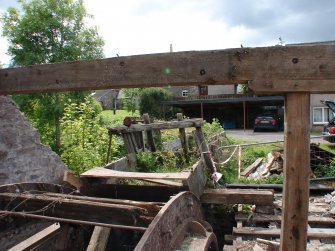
left=200, top=189, right=274, bottom=206
left=109, top=119, right=204, bottom=133
left=235, top=213, right=335, bottom=226
left=0, top=192, right=148, bottom=226
left=233, top=227, right=335, bottom=239
left=1, top=44, right=335, bottom=94
left=81, top=168, right=191, bottom=180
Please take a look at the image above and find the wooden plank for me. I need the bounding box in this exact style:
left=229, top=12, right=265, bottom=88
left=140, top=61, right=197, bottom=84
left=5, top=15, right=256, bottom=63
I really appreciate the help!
left=182, top=160, right=207, bottom=198
left=281, top=93, right=310, bottom=251
left=63, top=171, right=92, bottom=195
left=177, top=113, right=189, bottom=161
left=235, top=213, right=335, bottom=225
left=193, top=127, right=216, bottom=175
left=86, top=226, right=111, bottom=251
left=249, top=79, right=335, bottom=94
left=141, top=179, right=184, bottom=187
left=0, top=192, right=148, bottom=226
left=240, top=157, right=263, bottom=177
left=81, top=167, right=191, bottom=180
left=143, top=113, right=156, bottom=152
left=234, top=227, right=335, bottom=239
left=2, top=44, right=335, bottom=94
left=110, top=119, right=204, bottom=133
left=8, top=223, right=61, bottom=251
left=43, top=192, right=161, bottom=216
left=104, top=157, right=129, bottom=171
left=200, top=189, right=274, bottom=206
left=226, top=183, right=334, bottom=193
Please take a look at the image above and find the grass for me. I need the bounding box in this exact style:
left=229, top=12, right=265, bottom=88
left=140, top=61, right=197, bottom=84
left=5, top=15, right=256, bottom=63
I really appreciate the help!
left=98, top=109, right=140, bottom=126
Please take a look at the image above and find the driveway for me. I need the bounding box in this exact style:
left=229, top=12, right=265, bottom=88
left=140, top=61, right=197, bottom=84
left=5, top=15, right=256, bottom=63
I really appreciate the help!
left=225, top=129, right=326, bottom=144
left=225, top=129, right=284, bottom=143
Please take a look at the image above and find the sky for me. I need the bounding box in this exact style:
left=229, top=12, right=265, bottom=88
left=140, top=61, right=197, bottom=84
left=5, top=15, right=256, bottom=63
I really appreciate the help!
left=1, top=0, right=335, bottom=67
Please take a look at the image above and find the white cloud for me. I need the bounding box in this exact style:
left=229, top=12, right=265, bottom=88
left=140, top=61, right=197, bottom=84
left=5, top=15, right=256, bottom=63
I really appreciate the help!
left=1, top=0, right=335, bottom=66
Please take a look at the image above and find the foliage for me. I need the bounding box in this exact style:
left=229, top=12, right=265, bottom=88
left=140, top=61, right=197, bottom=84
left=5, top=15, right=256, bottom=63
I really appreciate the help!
left=237, top=84, right=251, bottom=94
left=313, top=161, right=335, bottom=178
left=1, top=0, right=104, bottom=152
left=202, top=118, right=224, bottom=140
left=97, top=109, right=140, bottom=126
left=60, top=97, right=122, bottom=175
left=139, top=88, right=174, bottom=119
left=136, top=150, right=196, bottom=173
left=121, top=88, right=140, bottom=116
left=217, top=136, right=284, bottom=184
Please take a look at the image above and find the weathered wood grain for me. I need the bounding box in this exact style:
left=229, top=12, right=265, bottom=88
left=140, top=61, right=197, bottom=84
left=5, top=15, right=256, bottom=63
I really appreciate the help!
left=109, top=118, right=204, bottom=133
left=200, top=189, right=274, bottom=206
left=2, top=44, right=335, bottom=94
left=240, top=157, right=263, bottom=177
left=8, top=223, right=61, bottom=251
left=81, top=167, right=191, bottom=180
left=234, top=227, right=335, bottom=239
left=86, top=226, right=111, bottom=251
left=281, top=93, right=311, bottom=251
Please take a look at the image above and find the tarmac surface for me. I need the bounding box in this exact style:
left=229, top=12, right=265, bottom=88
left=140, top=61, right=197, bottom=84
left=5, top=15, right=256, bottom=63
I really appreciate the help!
left=225, top=129, right=326, bottom=144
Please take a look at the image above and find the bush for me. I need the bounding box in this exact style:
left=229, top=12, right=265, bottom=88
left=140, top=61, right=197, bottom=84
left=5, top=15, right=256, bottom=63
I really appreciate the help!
left=139, top=88, right=174, bottom=119
left=60, top=97, right=123, bottom=175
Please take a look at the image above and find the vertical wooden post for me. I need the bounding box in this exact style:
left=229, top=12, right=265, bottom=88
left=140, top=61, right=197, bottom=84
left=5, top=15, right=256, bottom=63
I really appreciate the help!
left=193, top=127, right=215, bottom=174
left=200, top=102, right=204, bottom=119
left=243, top=101, right=246, bottom=131
left=281, top=93, right=311, bottom=251
left=143, top=113, right=156, bottom=152
left=177, top=113, right=189, bottom=162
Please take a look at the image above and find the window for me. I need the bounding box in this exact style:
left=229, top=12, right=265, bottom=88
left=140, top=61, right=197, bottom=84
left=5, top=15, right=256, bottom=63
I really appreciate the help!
left=313, top=107, right=333, bottom=124
left=181, top=90, right=189, bottom=97
left=199, top=85, right=208, bottom=96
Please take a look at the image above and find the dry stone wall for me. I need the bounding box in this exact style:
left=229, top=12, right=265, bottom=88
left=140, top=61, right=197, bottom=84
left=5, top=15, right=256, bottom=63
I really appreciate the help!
left=0, top=96, right=67, bottom=185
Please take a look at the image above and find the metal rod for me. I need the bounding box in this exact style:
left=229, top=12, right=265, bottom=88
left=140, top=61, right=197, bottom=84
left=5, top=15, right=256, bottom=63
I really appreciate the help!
left=0, top=211, right=147, bottom=232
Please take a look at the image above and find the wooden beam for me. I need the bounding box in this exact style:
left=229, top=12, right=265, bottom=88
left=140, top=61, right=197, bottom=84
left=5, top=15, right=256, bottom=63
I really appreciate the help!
left=240, top=158, right=263, bottom=177
left=200, top=189, right=274, bottom=206
left=235, top=213, right=335, bottom=226
left=86, top=226, right=111, bottom=251
left=104, top=157, right=129, bottom=171
left=0, top=192, right=148, bottom=226
left=143, top=113, right=156, bottom=152
left=81, top=167, right=191, bottom=180
left=234, top=227, right=335, bottom=239
left=249, top=79, right=335, bottom=94
left=8, top=223, right=61, bottom=251
left=177, top=113, right=189, bottom=162
left=109, top=118, right=204, bottom=133
left=182, top=160, right=207, bottom=198
left=2, top=44, right=335, bottom=94
left=281, top=93, right=311, bottom=251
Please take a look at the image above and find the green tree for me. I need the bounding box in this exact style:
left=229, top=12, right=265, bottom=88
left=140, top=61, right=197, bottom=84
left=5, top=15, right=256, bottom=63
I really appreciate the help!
left=122, top=88, right=140, bottom=115
left=139, top=88, right=173, bottom=119
left=1, top=0, right=104, bottom=153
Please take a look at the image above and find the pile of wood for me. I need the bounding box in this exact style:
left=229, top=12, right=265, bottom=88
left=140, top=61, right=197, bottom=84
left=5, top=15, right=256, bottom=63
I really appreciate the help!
left=223, top=192, right=335, bottom=251
left=241, top=150, right=284, bottom=180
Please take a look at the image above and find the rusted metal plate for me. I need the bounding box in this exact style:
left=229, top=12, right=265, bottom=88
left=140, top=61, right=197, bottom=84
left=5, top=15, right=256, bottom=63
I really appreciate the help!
left=135, top=191, right=217, bottom=251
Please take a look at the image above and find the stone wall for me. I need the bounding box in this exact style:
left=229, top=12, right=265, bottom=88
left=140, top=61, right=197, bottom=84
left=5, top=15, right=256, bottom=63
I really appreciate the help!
left=0, top=96, right=67, bottom=185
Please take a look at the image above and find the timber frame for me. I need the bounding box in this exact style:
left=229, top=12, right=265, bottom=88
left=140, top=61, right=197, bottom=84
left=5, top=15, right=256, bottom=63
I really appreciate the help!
left=1, top=43, right=334, bottom=250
